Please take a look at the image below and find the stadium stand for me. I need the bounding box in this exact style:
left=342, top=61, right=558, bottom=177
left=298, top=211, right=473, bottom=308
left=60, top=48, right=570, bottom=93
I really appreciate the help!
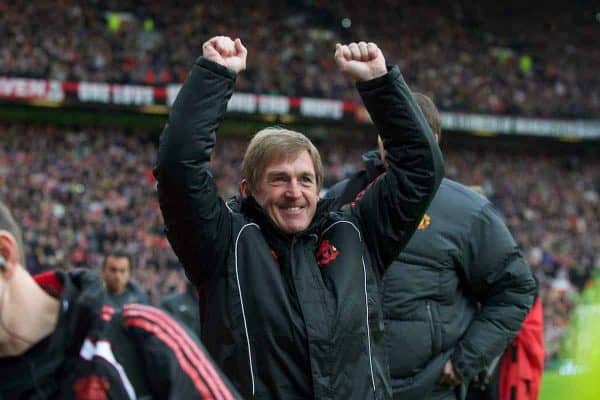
left=1, top=0, right=598, bottom=117
left=1, top=122, right=598, bottom=363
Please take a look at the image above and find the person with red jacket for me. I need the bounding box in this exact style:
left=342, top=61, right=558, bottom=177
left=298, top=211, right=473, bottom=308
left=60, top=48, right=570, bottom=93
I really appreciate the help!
left=467, top=298, right=544, bottom=400
left=499, top=299, right=544, bottom=400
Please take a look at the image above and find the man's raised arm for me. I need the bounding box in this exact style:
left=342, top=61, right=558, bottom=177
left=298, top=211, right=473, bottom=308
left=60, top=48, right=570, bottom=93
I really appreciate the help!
left=155, top=36, right=247, bottom=285
left=335, top=41, right=445, bottom=271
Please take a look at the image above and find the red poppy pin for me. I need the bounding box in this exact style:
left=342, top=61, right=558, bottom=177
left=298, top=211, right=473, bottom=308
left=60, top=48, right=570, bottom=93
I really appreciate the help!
left=73, top=375, right=110, bottom=400
left=316, top=240, right=340, bottom=267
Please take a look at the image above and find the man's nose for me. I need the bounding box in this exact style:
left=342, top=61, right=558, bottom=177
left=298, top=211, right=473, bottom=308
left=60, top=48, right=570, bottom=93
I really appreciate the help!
left=285, top=180, right=302, bottom=198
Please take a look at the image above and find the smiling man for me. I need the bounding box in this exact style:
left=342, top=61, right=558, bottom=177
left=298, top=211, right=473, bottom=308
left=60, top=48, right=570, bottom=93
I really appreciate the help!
left=155, top=35, right=444, bottom=399
left=239, top=128, right=322, bottom=234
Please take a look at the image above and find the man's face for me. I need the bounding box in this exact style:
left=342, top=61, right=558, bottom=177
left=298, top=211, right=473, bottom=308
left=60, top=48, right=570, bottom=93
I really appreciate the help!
left=251, top=150, right=319, bottom=234
left=101, top=256, right=130, bottom=295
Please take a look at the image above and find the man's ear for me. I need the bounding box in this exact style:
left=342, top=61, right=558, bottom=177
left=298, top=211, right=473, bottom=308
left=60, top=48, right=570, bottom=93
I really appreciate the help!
left=0, top=230, right=20, bottom=278
left=239, top=179, right=251, bottom=198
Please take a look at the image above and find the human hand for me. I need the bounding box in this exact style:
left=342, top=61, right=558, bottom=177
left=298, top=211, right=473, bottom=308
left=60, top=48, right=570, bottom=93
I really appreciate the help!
left=334, top=41, right=386, bottom=82
left=438, top=360, right=462, bottom=386
left=202, top=36, right=247, bottom=73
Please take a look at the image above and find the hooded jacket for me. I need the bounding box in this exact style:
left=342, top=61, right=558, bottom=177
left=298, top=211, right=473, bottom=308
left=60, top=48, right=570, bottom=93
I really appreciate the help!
left=155, top=57, right=444, bottom=399
left=325, top=152, right=537, bottom=399
left=0, top=269, right=239, bottom=399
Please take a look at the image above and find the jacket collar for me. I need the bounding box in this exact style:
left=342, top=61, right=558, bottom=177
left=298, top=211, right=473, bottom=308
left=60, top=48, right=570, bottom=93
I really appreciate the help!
left=234, top=195, right=334, bottom=243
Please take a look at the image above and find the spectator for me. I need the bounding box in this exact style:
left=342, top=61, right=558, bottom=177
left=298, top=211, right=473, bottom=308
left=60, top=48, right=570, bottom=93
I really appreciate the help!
left=100, top=252, right=148, bottom=308
left=160, top=281, right=200, bottom=336
left=0, top=1, right=597, bottom=118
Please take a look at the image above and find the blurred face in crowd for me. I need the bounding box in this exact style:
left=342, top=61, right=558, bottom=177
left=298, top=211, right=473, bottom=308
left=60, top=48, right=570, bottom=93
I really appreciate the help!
left=248, top=150, right=319, bottom=234
left=101, top=255, right=130, bottom=295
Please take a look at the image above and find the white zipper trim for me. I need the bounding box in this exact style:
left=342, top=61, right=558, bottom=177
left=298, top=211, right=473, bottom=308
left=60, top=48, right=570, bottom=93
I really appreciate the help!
left=322, top=220, right=362, bottom=241
left=362, top=256, right=377, bottom=393
left=234, top=223, right=260, bottom=395
left=322, top=220, right=376, bottom=393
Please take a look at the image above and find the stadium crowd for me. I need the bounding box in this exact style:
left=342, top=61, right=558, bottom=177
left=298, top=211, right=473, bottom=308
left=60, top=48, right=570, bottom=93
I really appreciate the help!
left=0, top=122, right=598, bottom=363
left=1, top=0, right=598, bottom=118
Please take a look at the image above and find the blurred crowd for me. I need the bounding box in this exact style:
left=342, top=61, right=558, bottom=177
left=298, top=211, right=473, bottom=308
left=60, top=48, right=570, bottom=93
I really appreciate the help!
left=1, top=122, right=598, bottom=362
left=1, top=0, right=598, bottom=118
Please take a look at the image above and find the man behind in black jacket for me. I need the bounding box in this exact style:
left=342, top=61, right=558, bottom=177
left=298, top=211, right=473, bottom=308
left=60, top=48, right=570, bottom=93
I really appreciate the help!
left=0, top=201, right=240, bottom=399
left=156, top=36, right=444, bottom=399
left=160, top=281, right=200, bottom=336
left=324, top=94, right=537, bottom=400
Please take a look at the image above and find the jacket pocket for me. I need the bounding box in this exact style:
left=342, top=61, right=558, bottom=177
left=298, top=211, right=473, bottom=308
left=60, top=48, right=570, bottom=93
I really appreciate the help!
left=425, top=300, right=442, bottom=355
left=426, top=300, right=436, bottom=353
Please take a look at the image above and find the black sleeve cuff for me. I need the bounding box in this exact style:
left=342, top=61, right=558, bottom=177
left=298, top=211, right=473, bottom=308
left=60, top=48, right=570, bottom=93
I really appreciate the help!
left=355, top=65, right=401, bottom=92
left=194, top=56, right=237, bottom=80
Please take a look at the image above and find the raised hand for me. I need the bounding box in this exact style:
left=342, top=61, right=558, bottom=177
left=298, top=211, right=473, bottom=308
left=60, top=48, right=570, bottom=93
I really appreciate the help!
left=202, top=36, right=247, bottom=73
left=334, top=41, right=387, bottom=82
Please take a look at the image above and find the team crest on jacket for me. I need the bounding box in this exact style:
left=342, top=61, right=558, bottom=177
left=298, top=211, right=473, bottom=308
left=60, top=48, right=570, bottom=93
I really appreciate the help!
left=73, top=375, right=110, bottom=400
left=418, top=214, right=431, bottom=230
left=316, top=239, right=340, bottom=267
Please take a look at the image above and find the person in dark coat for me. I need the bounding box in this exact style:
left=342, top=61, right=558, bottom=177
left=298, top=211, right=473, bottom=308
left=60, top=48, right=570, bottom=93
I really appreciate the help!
left=0, top=201, right=241, bottom=399
left=324, top=93, right=537, bottom=400
left=160, top=281, right=200, bottom=336
left=155, top=35, right=444, bottom=399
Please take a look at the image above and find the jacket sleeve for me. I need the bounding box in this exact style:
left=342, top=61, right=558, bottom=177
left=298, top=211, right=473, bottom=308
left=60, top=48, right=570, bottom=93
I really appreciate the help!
left=154, top=57, right=236, bottom=286
left=351, top=66, right=444, bottom=271
left=451, top=203, right=537, bottom=380
left=122, top=304, right=241, bottom=399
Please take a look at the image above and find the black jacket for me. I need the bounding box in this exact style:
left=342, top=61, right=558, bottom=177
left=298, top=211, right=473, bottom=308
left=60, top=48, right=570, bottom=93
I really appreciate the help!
left=325, top=154, right=537, bottom=400
left=160, top=283, right=200, bottom=336
left=155, top=57, right=444, bottom=399
left=0, top=270, right=240, bottom=399
left=105, top=280, right=149, bottom=309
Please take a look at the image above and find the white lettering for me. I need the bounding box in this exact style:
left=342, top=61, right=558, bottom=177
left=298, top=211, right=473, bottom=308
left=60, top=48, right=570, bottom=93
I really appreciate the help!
left=300, top=98, right=343, bottom=119
left=258, top=95, right=289, bottom=114
left=112, top=85, right=154, bottom=106
left=78, top=82, right=111, bottom=103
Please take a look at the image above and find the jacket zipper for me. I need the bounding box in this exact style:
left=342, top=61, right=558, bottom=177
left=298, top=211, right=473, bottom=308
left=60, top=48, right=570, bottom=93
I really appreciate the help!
left=426, top=301, right=436, bottom=353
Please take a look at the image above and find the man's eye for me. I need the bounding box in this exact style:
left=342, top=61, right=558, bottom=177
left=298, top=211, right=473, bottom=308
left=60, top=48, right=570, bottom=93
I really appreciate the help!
left=271, top=176, right=286, bottom=183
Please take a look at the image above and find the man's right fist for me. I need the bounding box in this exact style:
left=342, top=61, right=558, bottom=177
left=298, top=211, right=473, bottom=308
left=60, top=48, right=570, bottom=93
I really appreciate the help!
left=202, top=36, right=247, bottom=73
left=334, top=41, right=386, bottom=82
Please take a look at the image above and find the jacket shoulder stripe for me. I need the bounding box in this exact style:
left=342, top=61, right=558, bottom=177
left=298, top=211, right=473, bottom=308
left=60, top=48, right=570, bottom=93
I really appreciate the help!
left=33, top=270, right=64, bottom=296
left=123, top=305, right=234, bottom=400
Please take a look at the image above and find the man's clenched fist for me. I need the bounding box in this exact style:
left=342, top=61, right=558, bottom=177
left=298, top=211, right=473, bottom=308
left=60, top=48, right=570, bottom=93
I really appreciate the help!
left=334, top=41, right=387, bottom=82
left=202, top=36, right=247, bottom=73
